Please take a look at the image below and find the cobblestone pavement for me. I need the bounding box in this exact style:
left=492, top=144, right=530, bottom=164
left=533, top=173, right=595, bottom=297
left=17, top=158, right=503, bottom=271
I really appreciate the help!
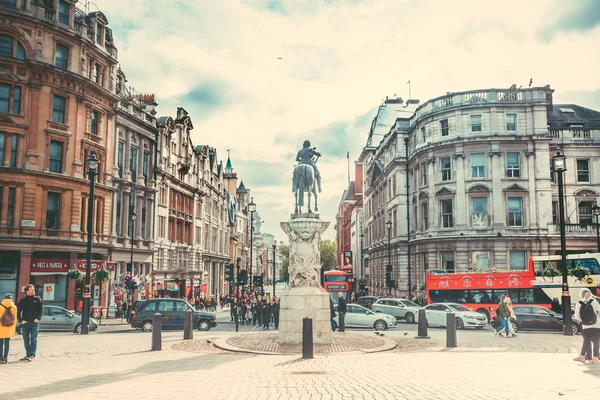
left=1, top=329, right=598, bottom=400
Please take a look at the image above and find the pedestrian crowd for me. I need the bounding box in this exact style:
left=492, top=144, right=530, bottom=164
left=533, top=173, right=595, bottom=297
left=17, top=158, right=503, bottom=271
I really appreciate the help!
left=0, top=284, right=43, bottom=364
left=229, top=291, right=281, bottom=330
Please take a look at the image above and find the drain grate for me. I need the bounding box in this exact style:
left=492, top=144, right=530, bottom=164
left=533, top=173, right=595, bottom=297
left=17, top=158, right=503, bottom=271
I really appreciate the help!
left=289, top=371, right=328, bottom=375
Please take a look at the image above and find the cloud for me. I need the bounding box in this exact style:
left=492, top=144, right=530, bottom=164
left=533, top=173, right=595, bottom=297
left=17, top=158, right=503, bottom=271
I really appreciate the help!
left=537, top=0, right=600, bottom=42
left=90, top=0, right=600, bottom=240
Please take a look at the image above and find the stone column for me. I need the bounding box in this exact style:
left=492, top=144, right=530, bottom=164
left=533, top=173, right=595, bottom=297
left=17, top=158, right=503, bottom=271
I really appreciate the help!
left=279, top=215, right=330, bottom=344
left=25, top=83, right=41, bottom=170
left=18, top=251, right=32, bottom=301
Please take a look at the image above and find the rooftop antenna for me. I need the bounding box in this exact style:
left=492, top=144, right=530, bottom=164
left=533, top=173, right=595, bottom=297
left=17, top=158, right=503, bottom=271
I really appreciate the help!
left=407, top=80, right=411, bottom=99
left=529, top=78, right=533, bottom=88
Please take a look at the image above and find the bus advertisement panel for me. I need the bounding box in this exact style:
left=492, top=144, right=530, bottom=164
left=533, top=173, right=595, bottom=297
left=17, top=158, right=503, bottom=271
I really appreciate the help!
left=425, top=268, right=551, bottom=322
left=530, top=253, right=600, bottom=300
left=324, top=270, right=349, bottom=305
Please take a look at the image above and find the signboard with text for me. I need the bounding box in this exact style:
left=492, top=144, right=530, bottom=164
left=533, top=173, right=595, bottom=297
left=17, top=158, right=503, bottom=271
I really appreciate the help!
left=30, top=259, right=69, bottom=273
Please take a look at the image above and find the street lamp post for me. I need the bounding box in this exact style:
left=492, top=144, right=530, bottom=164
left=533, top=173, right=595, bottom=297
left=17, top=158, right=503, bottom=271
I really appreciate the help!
left=552, top=151, right=573, bottom=336
left=386, top=219, right=392, bottom=297
left=129, top=209, right=137, bottom=306
left=235, top=256, right=241, bottom=332
left=272, top=244, right=276, bottom=297
left=359, top=233, right=364, bottom=295
left=81, top=153, right=99, bottom=335
left=593, top=202, right=600, bottom=253
left=248, top=198, right=256, bottom=290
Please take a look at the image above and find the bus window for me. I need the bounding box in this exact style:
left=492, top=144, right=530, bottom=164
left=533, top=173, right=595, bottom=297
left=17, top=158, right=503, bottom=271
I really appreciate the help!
left=577, top=258, right=600, bottom=274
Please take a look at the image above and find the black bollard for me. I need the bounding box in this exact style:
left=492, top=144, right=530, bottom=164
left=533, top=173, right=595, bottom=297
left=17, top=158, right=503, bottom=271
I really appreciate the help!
left=415, top=309, right=430, bottom=339
left=302, top=317, right=313, bottom=359
left=446, top=312, right=457, bottom=348
left=151, top=313, right=162, bottom=351
left=183, top=310, right=193, bottom=340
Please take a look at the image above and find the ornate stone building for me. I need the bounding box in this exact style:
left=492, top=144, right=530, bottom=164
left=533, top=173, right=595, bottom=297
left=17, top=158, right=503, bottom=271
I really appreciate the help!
left=0, top=2, right=118, bottom=308
left=361, top=86, right=600, bottom=298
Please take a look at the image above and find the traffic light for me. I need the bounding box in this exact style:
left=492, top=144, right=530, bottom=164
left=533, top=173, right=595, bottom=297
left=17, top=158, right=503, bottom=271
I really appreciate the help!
left=238, top=269, right=248, bottom=285
left=253, top=276, right=259, bottom=286
left=225, top=263, right=234, bottom=282
left=385, top=265, right=392, bottom=287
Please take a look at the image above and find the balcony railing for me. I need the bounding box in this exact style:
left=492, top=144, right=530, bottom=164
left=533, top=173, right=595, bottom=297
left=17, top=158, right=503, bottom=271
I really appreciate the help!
left=551, top=224, right=598, bottom=234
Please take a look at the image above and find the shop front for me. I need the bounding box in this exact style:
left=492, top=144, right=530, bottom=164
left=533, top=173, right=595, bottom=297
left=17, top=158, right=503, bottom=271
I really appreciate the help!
left=0, top=251, right=19, bottom=298
left=30, top=257, right=69, bottom=308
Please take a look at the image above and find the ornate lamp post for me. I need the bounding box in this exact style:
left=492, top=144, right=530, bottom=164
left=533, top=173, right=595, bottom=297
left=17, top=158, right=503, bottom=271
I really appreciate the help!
left=129, top=209, right=137, bottom=305
left=272, top=244, right=277, bottom=297
left=248, top=197, right=256, bottom=289
left=359, top=233, right=364, bottom=295
left=386, top=219, right=392, bottom=297
left=81, top=153, right=99, bottom=335
left=593, top=202, right=600, bottom=253
left=552, top=151, right=573, bottom=336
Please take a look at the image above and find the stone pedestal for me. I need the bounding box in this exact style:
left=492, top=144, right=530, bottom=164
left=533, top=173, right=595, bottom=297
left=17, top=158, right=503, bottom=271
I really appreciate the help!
left=279, top=215, right=331, bottom=344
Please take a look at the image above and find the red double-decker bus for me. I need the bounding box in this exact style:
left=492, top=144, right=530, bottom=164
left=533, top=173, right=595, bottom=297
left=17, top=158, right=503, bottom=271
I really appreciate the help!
left=425, top=267, right=552, bottom=322
left=323, top=270, right=349, bottom=305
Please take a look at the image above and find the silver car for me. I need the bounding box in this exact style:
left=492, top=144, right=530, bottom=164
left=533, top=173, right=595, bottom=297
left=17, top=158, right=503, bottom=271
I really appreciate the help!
left=17, top=305, right=98, bottom=334
left=333, top=304, right=397, bottom=330
left=373, top=298, right=422, bottom=323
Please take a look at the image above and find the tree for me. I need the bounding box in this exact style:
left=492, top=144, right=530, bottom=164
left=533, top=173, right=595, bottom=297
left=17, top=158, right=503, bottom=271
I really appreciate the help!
left=280, top=244, right=290, bottom=281
left=320, top=239, right=337, bottom=271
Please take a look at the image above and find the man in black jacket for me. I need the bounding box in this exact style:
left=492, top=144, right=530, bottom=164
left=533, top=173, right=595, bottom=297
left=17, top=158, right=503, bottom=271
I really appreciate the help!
left=255, top=296, right=263, bottom=326
left=272, top=297, right=280, bottom=329
left=17, top=284, right=43, bottom=361
left=337, top=292, right=347, bottom=332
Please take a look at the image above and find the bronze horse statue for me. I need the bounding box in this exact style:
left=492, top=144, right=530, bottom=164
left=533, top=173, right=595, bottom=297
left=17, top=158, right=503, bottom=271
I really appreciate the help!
left=292, top=164, right=318, bottom=214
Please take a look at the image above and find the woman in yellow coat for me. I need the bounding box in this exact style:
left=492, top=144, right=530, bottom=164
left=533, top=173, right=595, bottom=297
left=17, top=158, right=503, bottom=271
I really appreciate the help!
left=0, top=293, right=18, bottom=364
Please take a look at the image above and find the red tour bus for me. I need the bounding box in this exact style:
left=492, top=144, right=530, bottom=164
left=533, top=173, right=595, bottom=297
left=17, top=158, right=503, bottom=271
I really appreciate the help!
left=323, top=270, right=349, bottom=305
left=425, top=267, right=552, bottom=322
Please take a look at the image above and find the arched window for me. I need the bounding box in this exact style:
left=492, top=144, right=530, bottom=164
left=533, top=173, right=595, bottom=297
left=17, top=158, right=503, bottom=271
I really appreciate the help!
left=0, top=35, right=26, bottom=60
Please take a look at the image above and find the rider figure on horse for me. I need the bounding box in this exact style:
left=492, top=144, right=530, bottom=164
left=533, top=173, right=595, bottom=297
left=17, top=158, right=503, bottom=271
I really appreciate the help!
left=296, top=140, right=322, bottom=193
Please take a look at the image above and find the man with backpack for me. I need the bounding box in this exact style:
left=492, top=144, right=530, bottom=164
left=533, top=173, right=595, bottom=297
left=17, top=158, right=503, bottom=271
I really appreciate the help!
left=574, top=288, right=600, bottom=363
left=17, top=284, right=43, bottom=362
left=0, top=293, right=18, bottom=364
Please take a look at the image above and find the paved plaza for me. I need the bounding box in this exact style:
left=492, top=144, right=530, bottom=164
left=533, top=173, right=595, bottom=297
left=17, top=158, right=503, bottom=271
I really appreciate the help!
left=1, top=327, right=600, bottom=400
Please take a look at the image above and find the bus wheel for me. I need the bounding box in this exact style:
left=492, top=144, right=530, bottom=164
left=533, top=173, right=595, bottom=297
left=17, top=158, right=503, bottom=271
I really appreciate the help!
left=476, top=309, right=490, bottom=323
left=405, top=312, right=415, bottom=324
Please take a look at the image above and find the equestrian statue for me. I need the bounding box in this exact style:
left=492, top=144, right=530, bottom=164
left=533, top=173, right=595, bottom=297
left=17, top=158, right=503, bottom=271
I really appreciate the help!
left=293, top=140, right=322, bottom=214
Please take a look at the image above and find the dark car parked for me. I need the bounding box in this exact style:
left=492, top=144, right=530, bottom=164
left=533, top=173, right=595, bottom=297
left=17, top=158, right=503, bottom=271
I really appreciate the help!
left=491, top=305, right=581, bottom=335
left=357, top=296, right=380, bottom=309
left=131, top=298, right=217, bottom=332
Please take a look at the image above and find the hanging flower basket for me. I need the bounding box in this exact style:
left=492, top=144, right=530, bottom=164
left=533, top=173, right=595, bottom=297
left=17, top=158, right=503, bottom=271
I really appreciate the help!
left=92, top=269, right=110, bottom=284
left=570, top=267, right=590, bottom=282
left=67, top=269, right=82, bottom=280
left=543, top=267, right=560, bottom=281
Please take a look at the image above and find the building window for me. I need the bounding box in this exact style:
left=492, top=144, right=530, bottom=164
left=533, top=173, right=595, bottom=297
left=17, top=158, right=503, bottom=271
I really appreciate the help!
left=129, top=147, right=137, bottom=181
left=93, top=64, right=100, bottom=84
left=96, top=23, right=102, bottom=44
left=58, top=1, right=70, bottom=24
left=441, top=157, right=451, bottom=181
left=52, top=95, right=66, bottom=123
left=441, top=199, right=453, bottom=228
left=471, top=197, right=487, bottom=227
left=550, top=160, right=555, bottom=183
left=422, top=202, right=428, bottom=230
left=49, top=140, right=63, bottom=173
left=421, top=127, right=426, bottom=143
left=507, top=197, right=523, bottom=227
left=159, top=216, right=166, bottom=238
left=9, top=133, right=16, bottom=167
left=128, top=191, right=135, bottom=238
left=90, top=111, right=99, bottom=134
left=506, top=152, right=520, bottom=178
left=421, top=162, right=427, bottom=186
left=0, top=83, right=21, bottom=115
left=7, top=187, right=14, bottom=227
left=509, top=251, right=526, bottom=270
left=0, top=132, right=4, bottom=165
left=0, top=35, right=25, bottom=60
left=115, top=188, right=121, bottom=235
left=471, top=154, right=485, bottom=178
left=55, top=44, right=68, bottom=69
left=441, top=251, right=455, bottom=273
left=552, top=201, right=558, bottom=224
left=141, top=197, right=147, bottom=238
left=579, top=201, right=593, bottom=224
left=576, top=159, right=590, bottom=183
left=440, top=119, right=449, bottom=136
left=471, top=115, right=482, bottom=132
left=117, top=142, right=123, bottom=177
left=46, top=192, right=61, bottom=230
left=506, top=114, right=516, bottom=131
left=143, top=152, right=149, bottom=184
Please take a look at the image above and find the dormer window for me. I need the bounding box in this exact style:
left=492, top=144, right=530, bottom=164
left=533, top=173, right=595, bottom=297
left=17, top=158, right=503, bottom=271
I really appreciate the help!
left=96, top=22, right=103, bottom=45
left=58, top=1, right=70, bottom=25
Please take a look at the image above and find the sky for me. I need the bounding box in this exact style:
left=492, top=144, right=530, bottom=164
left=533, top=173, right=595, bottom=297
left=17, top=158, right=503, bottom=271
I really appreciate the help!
left=90, top=0, right=600, bottom=241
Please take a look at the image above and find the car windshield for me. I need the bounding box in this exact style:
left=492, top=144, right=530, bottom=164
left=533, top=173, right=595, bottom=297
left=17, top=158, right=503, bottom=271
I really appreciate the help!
left=448, top=304, right=471, bottom=312
left=401, top=301, right=419, bottom=307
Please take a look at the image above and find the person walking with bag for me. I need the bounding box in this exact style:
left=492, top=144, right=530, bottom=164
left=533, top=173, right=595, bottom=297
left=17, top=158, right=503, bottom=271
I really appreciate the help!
left=574, top=288, right=600, bottom=363
left=494, top=294, right=510, bottom=337
left=17, top=284, right=43, bottom=362
left=0, top=294, right=17, bottom=364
